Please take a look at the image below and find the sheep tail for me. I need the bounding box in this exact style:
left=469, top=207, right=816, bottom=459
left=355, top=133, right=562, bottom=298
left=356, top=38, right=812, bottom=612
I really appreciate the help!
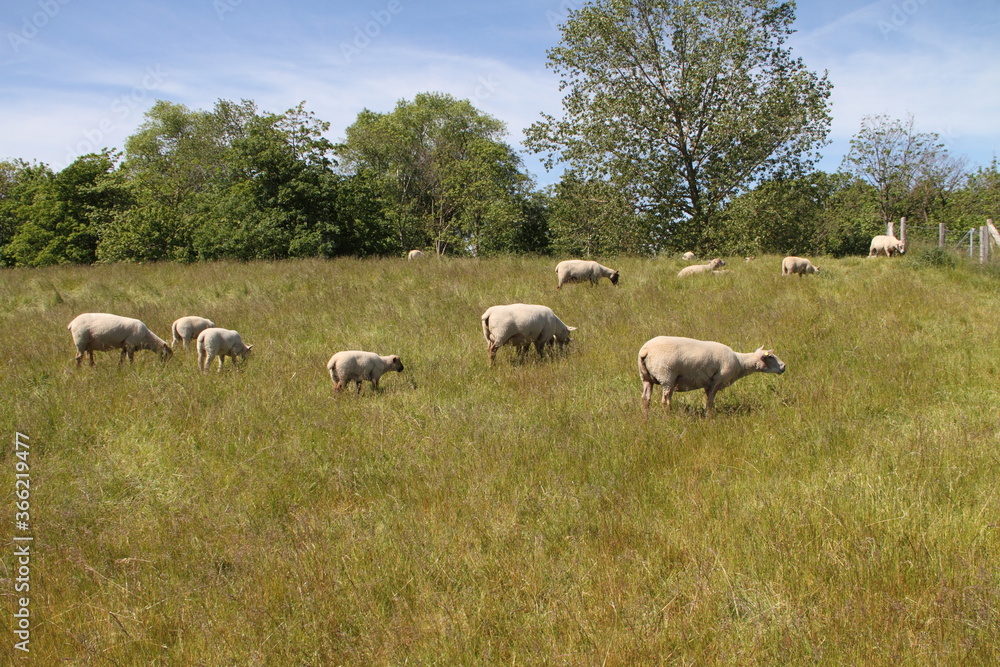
left=481, top=313, right=493, bottom=343
left=637, top=347, right=652, bottom=383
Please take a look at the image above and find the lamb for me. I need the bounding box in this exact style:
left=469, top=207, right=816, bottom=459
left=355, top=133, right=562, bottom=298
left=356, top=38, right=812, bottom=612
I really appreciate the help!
left=407, top=249, right=426, bottom=260
left=327, top=351, right=404, bottom=394
left=677, top=258, right=726, bottom=277
left=869, top=235, right=906, bottom=257
left=197, top=327, right=253, bottom=372
left=638, top=336, right=786, bottom=417
left=481, top=303, right=577, bottom=365
left=67, top=313, right=173, bottom=367
left=171, top=316, right=216, bottom=350
left=555, top=259, right=620, bottom=289
left=681, top=251, right=696, bottom=261
left=781, top=256, right=820, bottom=277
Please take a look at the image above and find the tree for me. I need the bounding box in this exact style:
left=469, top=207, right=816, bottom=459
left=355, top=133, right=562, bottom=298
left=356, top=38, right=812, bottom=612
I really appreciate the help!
left=548, top=173, right=651, bottom=256
left=338, top=92, right=534, bottom=256
left=526, top=0, right=832, bottom=250
left=5, top=152, right=127, bottom=266
left=842, top=113, right=967, bottom=228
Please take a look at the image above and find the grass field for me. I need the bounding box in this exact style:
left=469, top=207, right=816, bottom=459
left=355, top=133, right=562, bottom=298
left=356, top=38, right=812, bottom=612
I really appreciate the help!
left=2, top=253, right=999, bottom=664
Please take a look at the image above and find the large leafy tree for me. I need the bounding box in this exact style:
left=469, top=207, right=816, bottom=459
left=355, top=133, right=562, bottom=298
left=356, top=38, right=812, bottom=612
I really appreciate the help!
left=526, top=0, right=832, bottom=249
left=842, top=113, right=967, bottom=228
left=5, top=152, right=129, bottom=266
left=338, top=92, right=535, bottom=256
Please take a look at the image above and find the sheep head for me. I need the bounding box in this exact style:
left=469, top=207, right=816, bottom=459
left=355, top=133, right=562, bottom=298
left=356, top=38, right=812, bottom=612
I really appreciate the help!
left=753, top=347, right=786, bottom=374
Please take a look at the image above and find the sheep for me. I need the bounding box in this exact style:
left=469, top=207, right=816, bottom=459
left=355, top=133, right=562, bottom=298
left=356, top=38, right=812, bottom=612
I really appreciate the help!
left=327, top=351, right=404, bottom=394
left=171, top=316, right=216, bottom=350
left=67, top=313, right=173, bottom=367
left=197, top=327, right=253, bottom=372
left=555, top=259, right=620, bottom=289
left=638, top=336, right=786, bottom=417
left=407, top=249, right=426, bottom=260
left=677, top=258, right=726, bottom=278
left=869, top=235, right=906, bottom=257
left=481, top=303, right=577, bottom=366
left=781, top=256, right=820, bottom=277
left=681, top=251, right=696, bottom=261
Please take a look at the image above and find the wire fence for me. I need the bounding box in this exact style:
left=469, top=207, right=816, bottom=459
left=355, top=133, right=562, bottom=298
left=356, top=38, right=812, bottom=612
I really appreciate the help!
left=891, top=218, right=998, bottom=263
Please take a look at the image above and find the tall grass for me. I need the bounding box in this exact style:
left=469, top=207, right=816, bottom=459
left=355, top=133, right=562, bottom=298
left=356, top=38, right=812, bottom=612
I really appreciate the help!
left=1, top=254, right=998, bottom=664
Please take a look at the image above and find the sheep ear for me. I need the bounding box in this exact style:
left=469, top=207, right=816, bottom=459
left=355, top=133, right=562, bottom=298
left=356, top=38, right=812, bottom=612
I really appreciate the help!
left=568, top=326, right=578, bottom=331
left=247, top=345, right=254, bottom=351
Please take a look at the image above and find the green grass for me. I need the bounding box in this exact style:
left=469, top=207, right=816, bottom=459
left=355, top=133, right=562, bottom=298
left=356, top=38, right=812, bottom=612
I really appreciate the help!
left=2, top=254, right=999, bottom=664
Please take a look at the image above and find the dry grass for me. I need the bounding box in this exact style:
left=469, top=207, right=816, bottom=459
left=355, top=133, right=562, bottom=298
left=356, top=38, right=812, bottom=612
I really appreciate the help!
left=1, top=254, right=998, bottom=664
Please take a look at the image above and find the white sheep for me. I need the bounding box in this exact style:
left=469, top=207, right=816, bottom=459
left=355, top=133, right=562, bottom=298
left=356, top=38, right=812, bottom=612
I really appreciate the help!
left=677, top=258, right=726, bottom=277
left=407, top=249, right=426, bottom=260
left=781, top=256, right=820, bottom=277
left=197, top=327, right=253, bottom=372
left=555, top=259, right=620, bottom=289
left=638, top=336, right=786, bottom=417
left=681, top=251, right=696, bottom=261
left=171, top=316, right=216, bottom=349
left=67, top=313, right=173, bottom=367
left=869, top=235, right=906, bottom=257
left=327, top=351, right=404, bottom=394
left=481, top=303, right=577, bottom=365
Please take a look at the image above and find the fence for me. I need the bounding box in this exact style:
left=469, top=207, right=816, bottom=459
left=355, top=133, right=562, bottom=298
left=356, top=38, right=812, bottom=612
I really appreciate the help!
left=887, top=217, right=999, bottom=263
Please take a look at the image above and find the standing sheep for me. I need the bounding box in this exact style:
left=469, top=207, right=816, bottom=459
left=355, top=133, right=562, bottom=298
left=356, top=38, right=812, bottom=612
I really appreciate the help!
left=171, top=316, right=216, bottom=349
left=869, top=235, right=906, bottom=257
left=638, top=336, right=786, bottom=417
left=781, top=256, right=820, bottom=277
left=481, top=303, right=577, bottom=365
left=555, top=259, right=620, bottom=289
left=327, top=351, right=404, bottom=394
left=677, top=258, right=726, bottom=278
left=407, top=249, right=426, bottom=260
left=67, top=313, right=173, bottom=367
left=197, top=327, right=253, bottom=372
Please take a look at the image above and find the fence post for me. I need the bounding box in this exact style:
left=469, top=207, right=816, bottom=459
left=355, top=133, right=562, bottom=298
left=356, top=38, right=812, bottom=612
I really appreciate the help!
left=981, top=226, right=989, bottom=264
left=887, top=219, right=894, bottom=237
left=939, top=222, right=946, bottom=248
left=970, top=229, right=975, bottom=257
left=900, top=217, right=907, bottom=250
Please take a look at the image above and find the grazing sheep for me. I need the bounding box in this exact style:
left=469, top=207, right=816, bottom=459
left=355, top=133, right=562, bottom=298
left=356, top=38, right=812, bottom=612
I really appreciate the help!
left=555, top=259, right=620, bottom=289
left=408, top=249, right=426, bottom=260
left=171, top=316, right=216, bottom=350
left=638, top=336, right=786, bottom=417
left=677, top=258, right=726, bottom=278
left=68, top=313, right=173, bottom=367
left=745, top=256, right=756, bottom=262
left=869, top=235, right=906, bottom=257
left=682, top=251, right=696, bottom=261
left=327, top=351, right=404, bottom=394
left=781, top=256, right=820, bottom=277
left=481, top=303, right=577, bottom=365
left=197, top=327, right=253, bottom=372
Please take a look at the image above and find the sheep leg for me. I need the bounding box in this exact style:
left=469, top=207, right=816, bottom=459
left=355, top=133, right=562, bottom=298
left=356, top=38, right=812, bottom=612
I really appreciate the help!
left=217, top=355, right=225, bottom=372
left=641, top=381, right=653, bottom=416
left=198, top=352, right=207, bottom=372
left=355, top=380, right=362, bottom=395
left=704, top=386, right=719, bottom=418
left=74, top=351, right=84, bottom=367
left=119, top=347, right=127, bottom=365
left=534, top=340, right=546, bottom=359
left=488, top=343, right=499, bottom=366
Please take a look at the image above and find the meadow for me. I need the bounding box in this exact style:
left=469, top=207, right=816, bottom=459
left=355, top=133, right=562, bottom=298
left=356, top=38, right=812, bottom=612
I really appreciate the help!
left=1, top=252, right=999, bottom=664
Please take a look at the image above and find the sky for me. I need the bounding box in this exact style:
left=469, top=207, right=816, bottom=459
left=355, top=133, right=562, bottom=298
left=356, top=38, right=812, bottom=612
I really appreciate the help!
left=2, top=0, right=998, bottom=185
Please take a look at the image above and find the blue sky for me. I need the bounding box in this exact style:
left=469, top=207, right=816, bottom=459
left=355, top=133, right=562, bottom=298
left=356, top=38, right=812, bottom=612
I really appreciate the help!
left=2, top=0, right=998, bottom=185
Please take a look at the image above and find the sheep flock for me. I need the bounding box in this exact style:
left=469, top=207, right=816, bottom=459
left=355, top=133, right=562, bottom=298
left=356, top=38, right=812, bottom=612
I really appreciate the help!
left=67, top=239, right=900, bottom=415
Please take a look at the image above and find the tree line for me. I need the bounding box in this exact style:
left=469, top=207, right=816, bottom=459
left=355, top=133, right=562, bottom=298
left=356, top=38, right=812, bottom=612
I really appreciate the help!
left=2, top=0, right=998, bottom=268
